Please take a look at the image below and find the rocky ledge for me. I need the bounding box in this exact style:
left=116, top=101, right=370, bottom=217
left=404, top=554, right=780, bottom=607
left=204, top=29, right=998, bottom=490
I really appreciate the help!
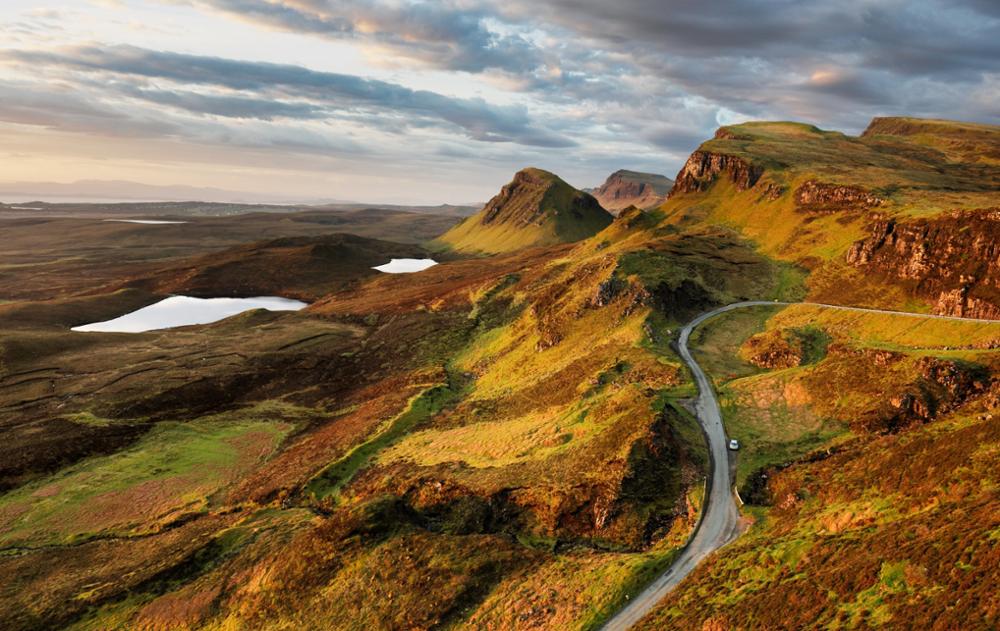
left=741, top=329, right=803, bottom=369
left=671, top=150, right=763, bottom=195
left=846, top=209, right=1000, bottom=319
left=795, top=180, right=884, bottom=212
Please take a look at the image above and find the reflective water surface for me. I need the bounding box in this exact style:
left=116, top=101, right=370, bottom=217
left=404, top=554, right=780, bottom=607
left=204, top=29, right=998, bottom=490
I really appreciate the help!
left=72, top=296, right=308, bottom=333
left=372, top=258, right=438, bottom=273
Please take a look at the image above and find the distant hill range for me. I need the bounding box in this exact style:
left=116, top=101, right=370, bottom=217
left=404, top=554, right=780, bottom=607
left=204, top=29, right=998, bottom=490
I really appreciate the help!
left=0, top=179, right=479, bottom=216
left=130, top=233, right=429, bottom=302
left=0, top=179, right=319, bottom=205
left=435, top=167, right=613, bottom=254
left=589, top=169, right=673, bottom=213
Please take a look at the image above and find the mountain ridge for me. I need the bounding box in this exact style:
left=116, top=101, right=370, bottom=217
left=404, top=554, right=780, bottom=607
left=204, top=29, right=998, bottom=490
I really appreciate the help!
left=591, top=169, right=673, bottom=213
left=435, top=167, right=613, bottom=254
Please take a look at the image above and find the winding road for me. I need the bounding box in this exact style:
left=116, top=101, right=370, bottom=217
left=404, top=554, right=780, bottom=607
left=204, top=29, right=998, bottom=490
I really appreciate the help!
left=600, top=300, right=1000, bottom=631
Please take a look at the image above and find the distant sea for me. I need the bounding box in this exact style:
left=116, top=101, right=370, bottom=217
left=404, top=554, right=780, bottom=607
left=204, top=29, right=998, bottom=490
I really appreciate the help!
left=1, top=195, right=168, bottom=204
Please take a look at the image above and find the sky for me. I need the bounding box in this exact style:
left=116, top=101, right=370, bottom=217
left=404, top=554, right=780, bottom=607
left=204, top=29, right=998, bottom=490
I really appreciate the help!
left=0, top=0, right=998, bottom=204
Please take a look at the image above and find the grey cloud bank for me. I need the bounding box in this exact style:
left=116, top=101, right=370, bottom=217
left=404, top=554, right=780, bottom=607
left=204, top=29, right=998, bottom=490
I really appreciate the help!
left=0, top=0, right=997, bottom=203
left=5, top=45, right=575, bottom=148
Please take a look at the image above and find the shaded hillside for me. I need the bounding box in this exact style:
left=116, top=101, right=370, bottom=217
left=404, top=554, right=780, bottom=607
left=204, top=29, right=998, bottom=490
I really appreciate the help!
left=436, top=168, right=612, bottom=254
left=591, top=170, right=673, bottom=213
left=662, top=117, right=1000, bottom=317
left=0, top=208, right=461, bottom=301
left=128, top=233, right=429, bottom=301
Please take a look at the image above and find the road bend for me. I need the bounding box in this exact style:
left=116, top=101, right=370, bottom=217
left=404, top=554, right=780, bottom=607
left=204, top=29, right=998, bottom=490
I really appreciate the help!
left=600, top=300, right=1000, bottom=630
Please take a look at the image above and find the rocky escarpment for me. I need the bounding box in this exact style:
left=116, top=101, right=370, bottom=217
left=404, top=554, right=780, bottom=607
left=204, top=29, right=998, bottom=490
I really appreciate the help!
left=795, top=180, right=884, bottom=213
left=741, top=330, right=803, bottom=369
left=480, top=168, right=606, bottom=227
left=670, top=151, right=764, bottom=195
left=437, top=167, right=613, bottom=254
left=861, top=355, right=990, bottom=434
left=345, top=404, right=698, bottom=550
left=846, top=209, right=1000, bottom=319
left=591, top=170, right=673, bottom=213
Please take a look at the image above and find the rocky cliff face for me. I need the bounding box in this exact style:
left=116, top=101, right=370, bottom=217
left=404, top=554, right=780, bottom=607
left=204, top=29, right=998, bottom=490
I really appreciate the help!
left=438, top=167, right=613, bottom=254
left=846, top=209, right=1000, bottom=319
left=862, top=355, right=990, bottom=434
left=795, top=180, right=884, bottom=213
left=481, top=168, right=560, bottom=226
left=670, top=151, right=763, bottom=195
left=591, top=170, right=673, bottom=213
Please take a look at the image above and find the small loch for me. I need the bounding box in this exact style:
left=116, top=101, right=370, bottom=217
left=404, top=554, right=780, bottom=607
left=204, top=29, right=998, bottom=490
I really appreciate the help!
left=72, top=296, right=308, bottom=333
left=372, top=258, right=438, bottom=273
left=103, top=219, right=189, bottom=225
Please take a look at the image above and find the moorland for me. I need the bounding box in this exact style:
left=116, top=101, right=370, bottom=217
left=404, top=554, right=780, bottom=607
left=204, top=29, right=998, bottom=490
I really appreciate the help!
left=1, top=116, right=998, bottom=630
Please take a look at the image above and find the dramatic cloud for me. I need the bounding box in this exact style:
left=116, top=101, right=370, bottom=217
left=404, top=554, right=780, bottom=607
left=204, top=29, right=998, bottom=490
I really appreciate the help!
left=0, top=0, right=996, bottom=203
left=173, top=1, right=1000, bottom=136
left=3, top=45, right=574, bottom=147
left=186, top=0, right=545, bottom=73
left=0, top=79, right=181, bottom=138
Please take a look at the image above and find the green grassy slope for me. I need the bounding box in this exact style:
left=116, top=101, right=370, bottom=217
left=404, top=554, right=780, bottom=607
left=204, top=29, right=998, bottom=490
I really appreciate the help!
left=637, top=306, right=1000, bottom=630
left=660, top=117, right=1000, bottom=314
left=3, top=116, right=999, bottom=631
left=436, top=168, right=613, bottom=254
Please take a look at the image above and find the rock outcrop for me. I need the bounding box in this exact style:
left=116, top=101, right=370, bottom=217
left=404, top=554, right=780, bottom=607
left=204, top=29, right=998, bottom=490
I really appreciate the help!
left=591, top=170, right=673, bottom=213
left=741, top=330, right=803, bottom=369
left=589, top=277, right=628, bottom=308
left=846, top=209, right=1000, bottom=319
left=670, top=151, right=763, bottom=195
left=861, top=356, right=990, bottom=433
left=794, top=180, right=884, bottom=213
left=347, top=404, right=698, bottom=550
left=437, top=168, right=613, bottom=254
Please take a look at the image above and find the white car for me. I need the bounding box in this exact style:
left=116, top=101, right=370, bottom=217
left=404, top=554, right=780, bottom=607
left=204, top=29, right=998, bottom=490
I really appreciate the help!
left=728, top=439, right=740, bottom=451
